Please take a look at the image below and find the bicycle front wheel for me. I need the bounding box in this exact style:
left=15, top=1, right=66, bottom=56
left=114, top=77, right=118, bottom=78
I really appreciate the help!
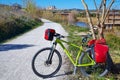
left=79, top=49, right=109, bottom=77
left=32, top=47, right=62, bottom=78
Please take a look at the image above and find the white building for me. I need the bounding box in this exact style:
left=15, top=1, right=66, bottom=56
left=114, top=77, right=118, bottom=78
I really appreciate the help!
left=46, top=6, right=56, bottom=10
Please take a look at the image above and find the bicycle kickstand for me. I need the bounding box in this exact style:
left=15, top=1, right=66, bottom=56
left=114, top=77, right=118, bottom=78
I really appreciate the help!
left=73, top=66, right=77, bottom=75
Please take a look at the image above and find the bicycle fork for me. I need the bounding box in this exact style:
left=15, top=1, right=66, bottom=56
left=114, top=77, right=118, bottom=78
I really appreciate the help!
left=46, top=42, right=57, bottom=65
left=73, top=66, right=77, bottom=75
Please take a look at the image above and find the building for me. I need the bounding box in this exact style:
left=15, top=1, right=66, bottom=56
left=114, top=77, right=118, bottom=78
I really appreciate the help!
left=46, top=6, right=56, bottom=10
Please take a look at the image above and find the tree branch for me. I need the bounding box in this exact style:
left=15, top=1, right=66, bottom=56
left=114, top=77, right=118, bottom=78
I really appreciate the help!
left=102, top=0, right=115, bottom=24
left=93, top=0, right=102, bottom=25
left=81, top=0, right=96, bottom=39
left=99, top=0, right=103, bottom=10
left=101, top=0, right=106, bottom=22
left=93, top=0, right=99, bottom=22
left=93, top=0, right=98, bottom=10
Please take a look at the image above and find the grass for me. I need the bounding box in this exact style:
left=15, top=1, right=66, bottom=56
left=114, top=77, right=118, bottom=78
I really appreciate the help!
left=106, top=33, right=120, bottom=50
left=105, top=32, right=120, bottom=64
left=62, top=24, right=120, bottom=80
left=63, top=24, right=89, bottom=46
left=41, top=11, right=120, bottom=79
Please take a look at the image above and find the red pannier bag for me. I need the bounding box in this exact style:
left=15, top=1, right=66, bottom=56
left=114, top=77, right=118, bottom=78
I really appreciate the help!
left=95, top=38, right=109, bottom=63
left=44, top=29, right=55, bottom=41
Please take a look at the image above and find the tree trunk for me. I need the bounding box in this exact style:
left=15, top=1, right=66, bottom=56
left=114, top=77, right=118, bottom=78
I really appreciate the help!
left=81, top=0, right=115, bottom=39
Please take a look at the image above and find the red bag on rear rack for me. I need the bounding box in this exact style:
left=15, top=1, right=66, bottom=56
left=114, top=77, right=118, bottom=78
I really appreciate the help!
left=95, top=38, right=109, bottom=63
left=44, top=29, right=55, bottom=41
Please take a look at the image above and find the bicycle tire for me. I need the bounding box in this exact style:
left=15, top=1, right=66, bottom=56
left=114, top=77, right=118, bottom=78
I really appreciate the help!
left=79, top=49, right=110, bottom=77
left=32, top=47, right=62, bottom=78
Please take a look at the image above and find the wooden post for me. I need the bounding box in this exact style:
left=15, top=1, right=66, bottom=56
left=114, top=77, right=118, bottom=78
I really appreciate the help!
left=113, top=10, right=115, bottom=28
left=108, top=11, right=109, bottom=23
left=106, top=11, right=109, bottom=30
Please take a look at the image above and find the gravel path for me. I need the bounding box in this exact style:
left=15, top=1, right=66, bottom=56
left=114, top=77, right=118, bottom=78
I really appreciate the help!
left=0, top=19, right=71, bottom=80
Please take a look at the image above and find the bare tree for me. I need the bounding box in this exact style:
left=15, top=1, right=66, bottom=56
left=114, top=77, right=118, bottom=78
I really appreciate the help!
left=81, top=0, right=115, bottom=39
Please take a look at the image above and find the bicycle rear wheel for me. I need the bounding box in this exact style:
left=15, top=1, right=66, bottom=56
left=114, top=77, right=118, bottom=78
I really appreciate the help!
left=32, top=47, right=62, bottom=78
left=79, top=49, right=109, bottom=77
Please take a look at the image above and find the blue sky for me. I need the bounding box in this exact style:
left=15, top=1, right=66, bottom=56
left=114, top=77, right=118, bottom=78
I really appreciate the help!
left=0, top=0, right=119, bottom=9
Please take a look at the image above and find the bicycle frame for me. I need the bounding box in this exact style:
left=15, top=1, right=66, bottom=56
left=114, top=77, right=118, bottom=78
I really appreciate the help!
left=55, top=38, right=95, bottom=67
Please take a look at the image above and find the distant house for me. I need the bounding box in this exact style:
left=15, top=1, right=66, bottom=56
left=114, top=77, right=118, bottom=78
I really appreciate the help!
left=12, top=3, right=22, bottom=10
left=46, top=6, right=56, bottom=10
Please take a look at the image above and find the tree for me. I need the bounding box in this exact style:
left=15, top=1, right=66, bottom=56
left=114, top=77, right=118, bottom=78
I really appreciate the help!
left=23, top=0, right=37, bottom=18
left=81, top=0, right=115, bottom=39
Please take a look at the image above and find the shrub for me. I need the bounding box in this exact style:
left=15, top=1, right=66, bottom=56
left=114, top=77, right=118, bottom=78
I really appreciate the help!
left=0, top=16, right=42, bottom=43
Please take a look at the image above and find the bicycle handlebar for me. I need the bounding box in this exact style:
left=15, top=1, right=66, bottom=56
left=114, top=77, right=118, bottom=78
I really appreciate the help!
left=54, top=33, right=65, bottom=39
left=54, top=32, right=92, bottom=44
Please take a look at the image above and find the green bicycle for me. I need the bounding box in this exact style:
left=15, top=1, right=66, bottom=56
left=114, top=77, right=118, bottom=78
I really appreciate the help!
left=32, top=29, right=112, bottom=78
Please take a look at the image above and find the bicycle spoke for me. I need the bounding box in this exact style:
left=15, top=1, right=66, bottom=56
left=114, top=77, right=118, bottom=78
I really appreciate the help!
left=32, top=48, right=62, bottom=78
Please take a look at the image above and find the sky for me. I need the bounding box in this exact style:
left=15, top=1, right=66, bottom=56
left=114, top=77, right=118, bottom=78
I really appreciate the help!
left=0, top=0, right=119, bottom=10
